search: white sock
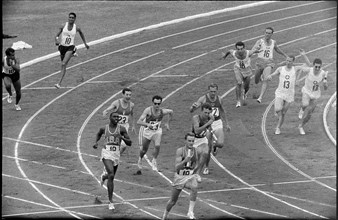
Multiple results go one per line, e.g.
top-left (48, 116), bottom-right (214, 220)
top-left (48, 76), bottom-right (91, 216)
top-left (188, 200), bottom-right (195, 213)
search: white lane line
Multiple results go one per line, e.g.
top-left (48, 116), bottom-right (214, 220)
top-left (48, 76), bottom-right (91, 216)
top-left (7, 6), bottom-right (332, 218)
top-left (75, 30), bottom-right (337, 219)
top-left (150, 74), bottom-right (189, 77)
top-left (173, 8), bottom-right (336, 49)
top-left (3, 136), bottom-right (98, 158)
top-left (323, 92), bottom-right (337, 146)
top-left (3, 173), bottom-right (99, 197)
top-left (261, 58), bottom-right (337, 192)
top-left (2, 154), bottom-right (158, 191)
top-left (85, 80), bottom-right (121, 83)
top-left (17, 1), bottom-right (281, 69)
top-left (205, 198), bottom-right (288, 218)
top-left (1, 195), bottom-right (101, 219)
top-left (211, 155), bottom-right (328, 219)
top-left (2, 3), bottom-right (332, 101)
top-left (12, 51), bottom-right (164, 220)
top-left (22, 86), bottom-right (75, 90)
top-left (144, 207), bottom-right (187, 218)
top-left (262, 191), bottom-right (336, 208)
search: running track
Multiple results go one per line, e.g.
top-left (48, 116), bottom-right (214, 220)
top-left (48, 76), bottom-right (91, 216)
top-left (2, 1), bottom-right (336, 219)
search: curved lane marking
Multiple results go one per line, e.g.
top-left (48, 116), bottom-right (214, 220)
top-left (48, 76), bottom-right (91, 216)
top-left (261, 59), bottom-right (336, 192)
top-left (323, 92), bottom-right (337, 146)
top-left (77, 34), bottom-right (336, 219)
top-left (13, 52), bottom-right (163, 219)
top-left (9, 3), bottom-right (334, 218)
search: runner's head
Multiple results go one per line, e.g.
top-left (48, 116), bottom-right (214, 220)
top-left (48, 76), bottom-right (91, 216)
top-left (313, 58), bottom-right (322, 72)
top-left (152, 95), bottom-right (162, 110)
top-left (200, 102), bottom-right (212, 119)
top-left (68, 12), bottom-right (76, 23)
top-left (265, 27), bottom-right (274, 40)
top-left (286, 55), bottom-right (295, 68)
top-left (208, 83), bottom-right (218, 99)
top-left (235, 41), bottom-right (245, 56)
top-left (122, 88), bottom-right (132, 101)
top-left (184, 132), bottom-right (195, 148)
top-left (109, 112), bottom-right (120, 124)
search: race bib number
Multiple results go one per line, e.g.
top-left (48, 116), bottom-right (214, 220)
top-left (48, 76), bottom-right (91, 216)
top-left (148, 121), bottom-right (160, 131)
top-left (106, 144), bottom-right (120, 152)
top-left (211, 107), bottom-right (220, 117)
top-left (118, 115), bottom-right (129, 124)
top-left (178, 169), bottom-right (193, 176)
top-left (312, 81), bottom-right (319, 91)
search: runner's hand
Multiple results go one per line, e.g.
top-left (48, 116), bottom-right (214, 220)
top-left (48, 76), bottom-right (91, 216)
top-left (164, 123), bottom-right (170, 131)
top-left (93, 143), bottom-right (98, 149)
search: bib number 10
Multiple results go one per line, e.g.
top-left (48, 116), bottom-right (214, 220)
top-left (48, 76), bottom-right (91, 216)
top-left (65, 37), bottom-right (72, 45)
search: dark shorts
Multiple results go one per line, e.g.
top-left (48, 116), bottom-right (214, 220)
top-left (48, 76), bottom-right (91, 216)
top-left (58, 45), bottom-right (76, 58)
top-left (2, 71), bottom-right (20, 83)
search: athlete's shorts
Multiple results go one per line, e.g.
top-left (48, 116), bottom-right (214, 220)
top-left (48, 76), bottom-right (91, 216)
top-left (143, 127), bottom-right (162, 146)
top-left (234, 66), bottom-right (253, 84)
top-left (58, 45), bottom-right (76, 58)
top-left (172, 173), bottom-right (199, 190)
top-left (193, 136), bottom-right (208, 149)
top-left (275, 90), bottom-right (294, 103)
top-left (211, 119), bottom-right (223, 131)
top-left (301, 86), bottom-right (321, 106)
top-left (101, 146), bottom-right (120, 166)
top-left (2, 71), bottom-right (20, 83)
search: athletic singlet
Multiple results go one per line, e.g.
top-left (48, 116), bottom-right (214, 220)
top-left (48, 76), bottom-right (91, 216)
top-left (232, 50), bottom-right (251, 70)
top-left (2, 56), bottom-right (16, 74)
top-left (205, 95), bottom-right (222, 121)
top-left (303, 68), bottom-right (325, 94)
top-left (257, 39), bottom-right (275, 60)
top-left (115, 99), bottom-right (133, 124)
top-left (276, 66), bottom-right (296, 95)
top-left (104, 124), bottom-right (122, 153)
top-left (145, 107), bottom-right (163, 131)
top-left (60, 22), bottom-right (76, 46)
top-left (177, 147), bottom-right (197, 175)
top-left (192, 115), bottom-right (210, 138)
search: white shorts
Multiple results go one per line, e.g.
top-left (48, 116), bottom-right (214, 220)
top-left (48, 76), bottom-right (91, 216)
top-left (143, 127), bottom-right (162, 146)
top-left (234, 66), bottom-right (253, 83)
top-left (172, 172), bottom-right (199, 190)
top-left (101, 147), bottom-right (120, 166)
top-left (275, 90), bottom-right (294, 103)
top-left (301, 86), bottom-right (320, 100)
top-left (211, 119), bottom-right (223, 131)
top-left (193, 136), bottom-right (208, 148)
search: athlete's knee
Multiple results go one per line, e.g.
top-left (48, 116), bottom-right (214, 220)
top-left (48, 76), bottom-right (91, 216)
top-left (107, 173), bottom-right (115, 181)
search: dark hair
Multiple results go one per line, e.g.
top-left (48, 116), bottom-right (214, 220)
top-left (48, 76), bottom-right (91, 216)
top-left (185, 132), bottom-right (195, 139)
top-left (110, 112), bottom-right (119, 118)
top-left (152, 95), bottom-right (162, 102)
top-left (288, 55), bottom-right (295, 61)
top-left (5, 48), bottom-right (15, 56)
top-left (313, 58), bottom-right (322, 65)
top-left (235, 41), bottom-right (245, 48)
top-left (122, 88), bottom-right (132, 94)
top-left (201, 102), bottom-right (212, 111)
top-left (208, 83), bottom-right (218, 90)
top-left (266, 27), bottom-right (274, 33)
top-left (69, 12), bottom-right (76, 18)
